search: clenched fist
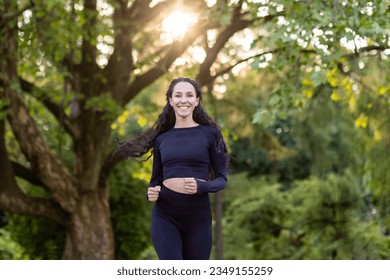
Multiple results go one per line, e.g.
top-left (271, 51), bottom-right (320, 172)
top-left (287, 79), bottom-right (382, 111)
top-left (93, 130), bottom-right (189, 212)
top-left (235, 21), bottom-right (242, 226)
top-left (183, 178), bottom-right (198, 194)
top-left (147, 185), bottom-right (161, 202)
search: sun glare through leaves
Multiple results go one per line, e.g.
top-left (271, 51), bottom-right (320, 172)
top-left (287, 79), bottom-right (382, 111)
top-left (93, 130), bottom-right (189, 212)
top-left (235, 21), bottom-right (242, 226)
top-left (161, 10), bottom-right (197, 42)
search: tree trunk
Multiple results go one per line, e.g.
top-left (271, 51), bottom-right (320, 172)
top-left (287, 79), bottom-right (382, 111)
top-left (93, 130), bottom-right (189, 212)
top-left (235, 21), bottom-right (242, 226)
top-left (62, 189), bottom-right (115, 259)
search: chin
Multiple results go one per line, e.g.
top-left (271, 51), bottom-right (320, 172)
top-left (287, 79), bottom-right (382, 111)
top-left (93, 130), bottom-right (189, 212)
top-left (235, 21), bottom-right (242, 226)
top-left (176, 112), bottom-right (193, 118)
top-left (177, 114), bottom-right (191, 118)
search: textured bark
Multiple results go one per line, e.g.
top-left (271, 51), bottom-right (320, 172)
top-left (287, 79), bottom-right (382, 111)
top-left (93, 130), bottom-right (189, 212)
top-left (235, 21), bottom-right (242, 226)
top-left (5, 90), bottom-right (79, 212)
top-left (0, 120), bottom-right (67, 225)
top-left (62, 188), bottom-right (114, 259)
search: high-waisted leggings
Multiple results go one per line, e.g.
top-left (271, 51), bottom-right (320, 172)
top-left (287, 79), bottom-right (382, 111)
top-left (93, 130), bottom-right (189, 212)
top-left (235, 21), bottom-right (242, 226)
top-left (151, 185), bottom-right (212, 260)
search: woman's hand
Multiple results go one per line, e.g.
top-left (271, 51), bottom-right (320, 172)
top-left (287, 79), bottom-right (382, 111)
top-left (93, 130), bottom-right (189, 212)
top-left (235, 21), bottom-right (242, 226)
top-left (147, 185), bottom-right (161, 202)
top-left (183, 178), bottom-right (198, 194)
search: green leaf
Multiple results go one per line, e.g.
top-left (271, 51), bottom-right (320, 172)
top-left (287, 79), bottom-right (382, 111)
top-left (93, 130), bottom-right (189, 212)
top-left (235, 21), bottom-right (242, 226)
top-left (252, 109), bottom-right (274, 127)
top-left (310, 71), bottom-right (327, 87)
top-left (268, 95), bottom-right (281, 106)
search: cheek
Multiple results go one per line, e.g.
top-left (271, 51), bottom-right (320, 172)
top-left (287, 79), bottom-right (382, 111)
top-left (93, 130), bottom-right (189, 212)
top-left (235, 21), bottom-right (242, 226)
top-left (171, 97), bottom-right (181, 104)
top-left (189, 97), bottom-right (198, 104)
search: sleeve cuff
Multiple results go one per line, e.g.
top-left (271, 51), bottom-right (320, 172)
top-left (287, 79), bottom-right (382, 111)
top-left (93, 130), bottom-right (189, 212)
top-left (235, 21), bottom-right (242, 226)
top-left (196, 179), bottom-right (208, 194)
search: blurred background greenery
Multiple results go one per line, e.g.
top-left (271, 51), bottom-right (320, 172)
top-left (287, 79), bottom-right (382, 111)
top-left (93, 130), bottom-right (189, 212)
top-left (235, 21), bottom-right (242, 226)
top-left (1, 0), bottom-right (389, 259)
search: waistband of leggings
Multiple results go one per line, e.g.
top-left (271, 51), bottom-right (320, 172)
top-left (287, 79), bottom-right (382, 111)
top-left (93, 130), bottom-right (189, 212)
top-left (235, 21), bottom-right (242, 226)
top-left (157, 184), bottom-right (211, 215)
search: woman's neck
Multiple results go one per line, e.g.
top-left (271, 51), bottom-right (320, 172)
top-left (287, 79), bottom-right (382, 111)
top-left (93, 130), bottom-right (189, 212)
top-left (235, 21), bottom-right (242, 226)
top-left (174, 118), bottom-right (199, 128)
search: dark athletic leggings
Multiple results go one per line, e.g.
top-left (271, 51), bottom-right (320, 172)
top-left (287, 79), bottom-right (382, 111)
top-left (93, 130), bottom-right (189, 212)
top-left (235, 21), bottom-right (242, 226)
top-left (151, 185), bottom-right (212, 260)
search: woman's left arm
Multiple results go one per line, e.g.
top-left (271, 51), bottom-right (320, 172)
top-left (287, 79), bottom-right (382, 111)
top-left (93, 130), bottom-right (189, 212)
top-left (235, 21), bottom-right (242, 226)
top-left (196, 131), bottom-right (227, 194)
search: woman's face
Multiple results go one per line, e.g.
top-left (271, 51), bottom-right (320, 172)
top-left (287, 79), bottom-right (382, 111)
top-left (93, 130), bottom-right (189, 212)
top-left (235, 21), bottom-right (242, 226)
top-left (169, 81), bottom-right (199, 120)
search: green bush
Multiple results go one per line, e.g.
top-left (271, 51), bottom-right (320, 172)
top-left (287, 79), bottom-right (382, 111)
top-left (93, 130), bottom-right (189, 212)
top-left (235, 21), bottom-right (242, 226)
top-left (223, 172), bottom-right (389, 260)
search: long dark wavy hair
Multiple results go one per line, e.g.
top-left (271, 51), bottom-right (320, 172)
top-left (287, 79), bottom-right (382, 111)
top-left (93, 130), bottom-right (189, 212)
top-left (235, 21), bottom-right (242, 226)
top-left (115, 77), bottom-right (229, 171)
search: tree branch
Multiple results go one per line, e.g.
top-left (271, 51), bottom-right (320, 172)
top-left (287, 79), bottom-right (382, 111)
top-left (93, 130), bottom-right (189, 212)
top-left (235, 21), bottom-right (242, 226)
top-left (346, 45), bottom-right (389, 59)
top-left (3, 85), bottom-right (78, 213)
top-left (59, 1), bottom-right (79, 76)
top-left (207, 49), bottom-right (280, 85)
top-left (0, 0), bottom-right (35, 30)
top-left (196, 3), bottom-right (249, 85)
top-left (104, 0), bottom-right (135, 101)
top-left (196, 5), bottom-right (284, 85)
top-left (127, 0), bottom-right (151, 22)
top-left (0, 191), bottom-right (68, 226)
top-left (208, 43), bottom-right (388, 86)
top-left (122, 20), bottom-right (212, 105)
top-left (105, 0), bottom-right (184, 102)
top-left (18, 77), bottom-right (77, 139)
top-left (214, 43), bottom-right (384, 83)
top-left (11, 161), bottom-right (47, 188)
top-left (128, 1), bottom-right (176, 30)
top-left (80, 0), bottom-right (99, 85)
top-left (0, 1), bottom-right (77, 214)
top-left (0, 119), bottom-right (67, 225)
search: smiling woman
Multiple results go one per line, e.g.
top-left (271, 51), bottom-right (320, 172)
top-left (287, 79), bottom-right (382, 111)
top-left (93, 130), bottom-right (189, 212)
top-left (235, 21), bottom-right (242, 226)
top-left (162, 10), bottom-right (198, 42)
top-left (116, 77), bottom-right (229, 260)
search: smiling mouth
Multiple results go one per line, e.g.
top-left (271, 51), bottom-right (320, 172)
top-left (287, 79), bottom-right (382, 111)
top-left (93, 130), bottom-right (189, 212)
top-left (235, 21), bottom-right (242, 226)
top-left (178, 106), bottom-right (190, 109)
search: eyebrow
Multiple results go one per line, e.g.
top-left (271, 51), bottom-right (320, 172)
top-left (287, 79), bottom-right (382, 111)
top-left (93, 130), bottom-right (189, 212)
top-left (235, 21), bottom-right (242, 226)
top-left (173, 91), bottom-right (194, 94)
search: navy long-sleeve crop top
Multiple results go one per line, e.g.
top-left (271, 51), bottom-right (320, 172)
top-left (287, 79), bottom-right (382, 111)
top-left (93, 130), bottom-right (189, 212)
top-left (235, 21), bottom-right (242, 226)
top-left (148, 125), bottom-right (228, 194)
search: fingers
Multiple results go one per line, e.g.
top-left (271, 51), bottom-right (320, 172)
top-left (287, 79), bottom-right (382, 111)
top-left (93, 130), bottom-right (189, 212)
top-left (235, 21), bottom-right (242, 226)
top-left (183, 178), bottom-right (198, 194)
top-left (147, 185), bottom-right (161, 202)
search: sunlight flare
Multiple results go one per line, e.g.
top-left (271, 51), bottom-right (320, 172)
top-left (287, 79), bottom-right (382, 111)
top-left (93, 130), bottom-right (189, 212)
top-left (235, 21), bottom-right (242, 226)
top-left (162, 10), bottom-right (197, 41)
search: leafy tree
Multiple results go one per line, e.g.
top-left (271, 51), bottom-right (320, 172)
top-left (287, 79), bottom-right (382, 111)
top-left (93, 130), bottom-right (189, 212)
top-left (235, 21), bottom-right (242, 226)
top-left (246, 0), bottom-right (390, 240)
top-left (223, 172), bottom-right (389, 259)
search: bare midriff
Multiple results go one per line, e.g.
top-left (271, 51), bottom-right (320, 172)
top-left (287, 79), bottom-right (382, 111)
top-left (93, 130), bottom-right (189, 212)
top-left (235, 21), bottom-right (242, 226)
top-left (163, 177), bottom-right (206, 194)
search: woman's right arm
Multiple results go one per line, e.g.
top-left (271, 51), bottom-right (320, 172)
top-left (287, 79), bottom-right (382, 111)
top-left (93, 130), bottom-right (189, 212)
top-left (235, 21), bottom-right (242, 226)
top-left (147, 140), bottom-right (163, 202)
